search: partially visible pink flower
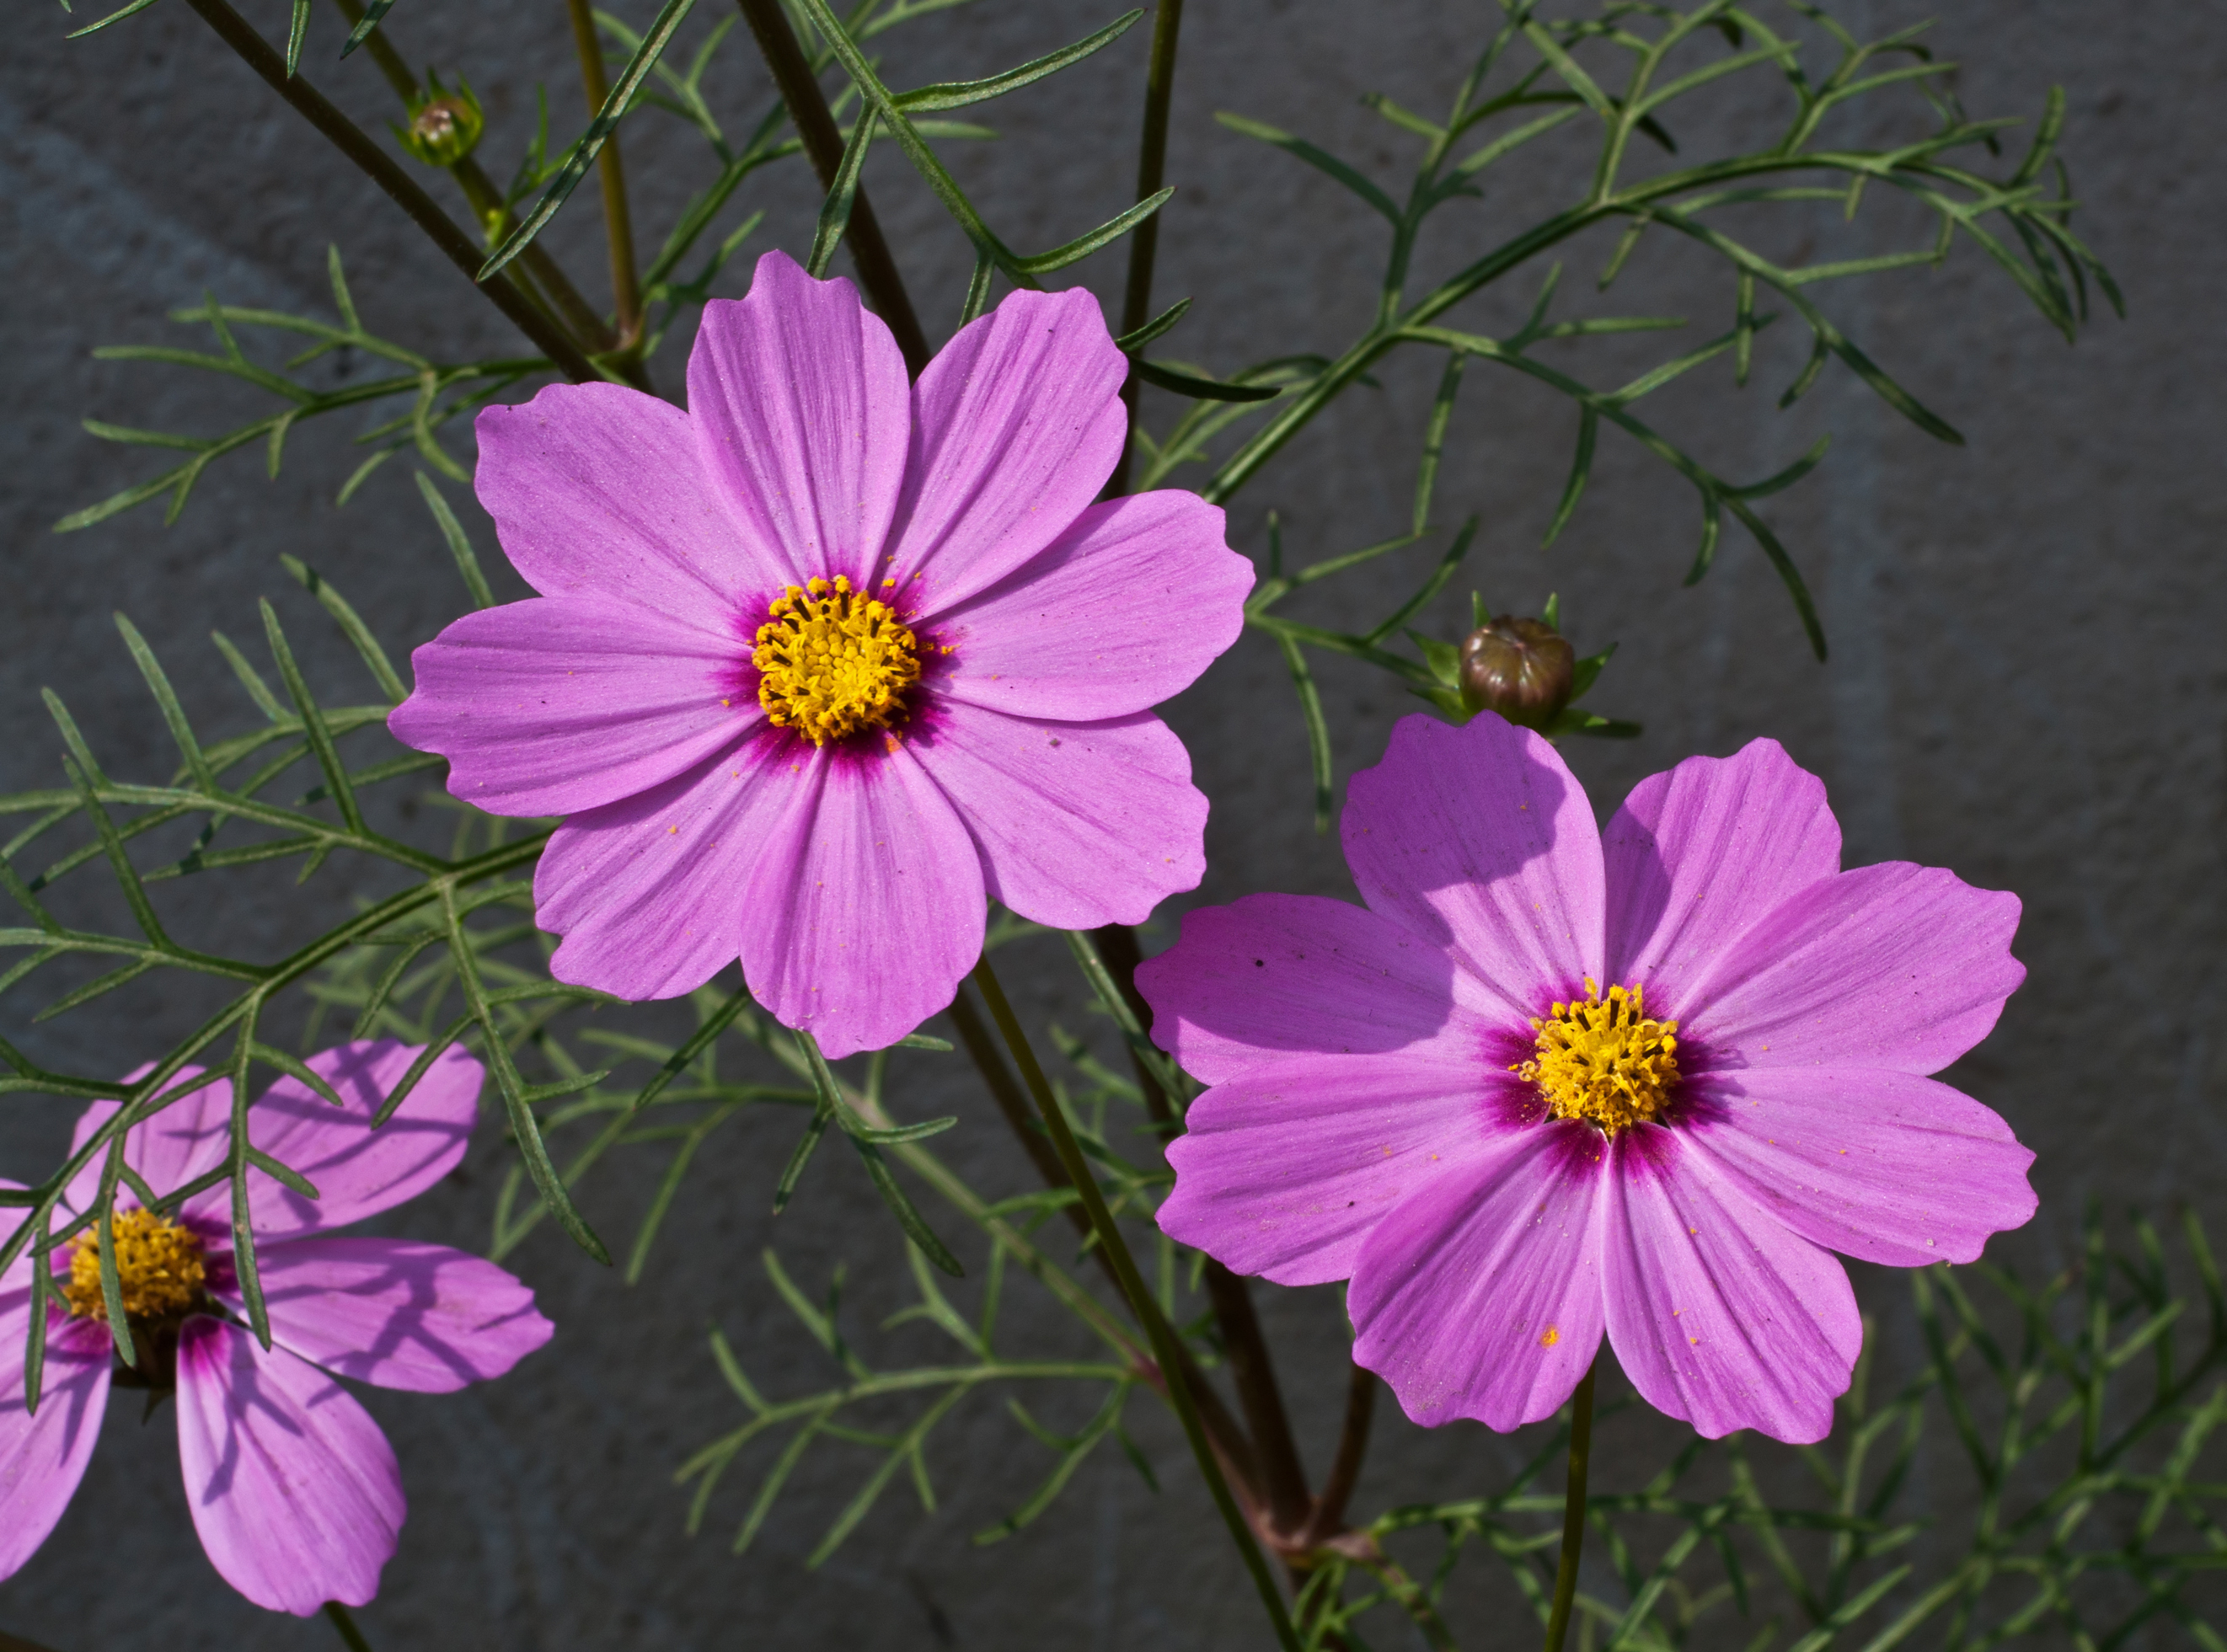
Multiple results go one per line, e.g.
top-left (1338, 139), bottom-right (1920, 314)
top-left (0, 1040), bottom-right (552, 1615)
top-left (1142, 714), bottom-right (2036, 1444)
top-left (390, 250), bottom-right (1251, 1058)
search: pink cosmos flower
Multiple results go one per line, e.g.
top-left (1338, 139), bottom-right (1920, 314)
top-left (0, 1040), bottom-right (552, 1614)
top-left (389, 250), bottom-right (1250, 1058)
top-left (1141, 714), bottom-right (2037, 1444)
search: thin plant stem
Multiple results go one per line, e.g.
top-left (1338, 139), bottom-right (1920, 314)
top-left (736, 0), bottom-right (932, 376)
top-left (1543, 1357), bottom-right (1599, 1652)
top-left (564, 0), bottom-right (645, 345)
top-left (1091, 922), bottom-right (1315, 1530)
top-left (1107, 0), bottom-right (1186, 496)
top-left (181, 0), bottom-right (604, 385)
top-left (1204, 1257), bottom-right (1312, 1537)
top-left (827, 1013), bottom-right (1267, 1503)
top-left (971, 952), bottom-right (1302, 1652)
top-left (339, 48), bottom-right (570, 344)
top-left (1119, 0), bottom-right (1185, 338)
top-left (946, 985), bottom-right (1070, 1201)
top-left (322, 1601), bottom-right (373, 1652)
top-left (463, 165), bottom-right (629, 362)
top-left (947, 982), bottom-right (1270, 1506)
top-left (329, 0), bottom-right (624, 358)
top-left (1307, 1359), bottom-right (1376, 1542)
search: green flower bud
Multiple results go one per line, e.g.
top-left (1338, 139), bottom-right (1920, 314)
top-left (395, 72), bottom-right (484, 169)
top-left (1458, 615), bottom-right (1576, 731)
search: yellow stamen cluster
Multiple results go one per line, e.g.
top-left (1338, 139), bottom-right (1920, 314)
top-left (1513, 977), bottom-right (1680, 1136)
top-left (65, 1207), bottom-right (206, 1322)
top-left (752, 575), bottom-right (922, 746)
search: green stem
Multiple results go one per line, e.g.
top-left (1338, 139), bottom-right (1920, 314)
top-left (1202, 130), bottom-right (2022, 513)
top-left (946, 986), bottom-right (1079, 1214)
top-left (326, 0), bottom-right (621, 357)
top-left (1543, 1358), bottom-right (1598, 1652)
top-left (1305, 1358), bottom-right (1376, 1542)
top-left (970, 953), bottom-right (1301, 1652)
top-left (945, 981), bottom-right (1271, 1506)
top-left (323, 1601), bottom-right (374, 1652)
top-left (1107, 0), bottom-right (1186, 497)
top-left (1086, 926), bottom-right (1313, 1535)
top-left (565, 0), bottom-right (645, 345)
top-left (1202, 1257), bottom-right (1312, 1537)
top-left (736, 0), bottom-right (933, 376)
top-left (179, 0), bottom-right (603, 385)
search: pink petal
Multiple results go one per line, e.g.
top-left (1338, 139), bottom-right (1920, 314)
top-left (535, 734), bottom-right (811, 1001)
top-left (224, 1237), bottom-right (552, 1393)
top-left (388, 595), bottom-right (759, 817)
top-left (885, 287), bottom-right (1128, 612)
top-left (474, 380), bottom-right (783, 623)
top-left (1601, 1127), bottom-right (1860, 1443)
top-left (1684, 862), bottom-right (2024, 1074)
top-left (1136, 893), bottom-right (1518, 1086)
top-left (687, 251), bottom-right (910, 588)
top-left (929, 493), bottom-right (1250, 721)
top-left (1349, 1123), bottom-right (1611, 1430)
top-left (1160, 1053), bottom-right (1517, 1287)
top-left (739, 746), bottom-right (986, 1058)
top-left (1601, 739), bottom-right (1841, 1018)
top-left (911, 703), bottom-right (1205, 930)
top-left (1678, 1068), bottom-right (2036, 1266)
top-left (175, 1317), bottom-right (403, 1616)
top-left (1342, 714), bottom-right (1604, 1019)
top-left (0, 1291), bottom-right (110, 1585)
top-left (63, 1065), bottom-right (233, 1217)
top-left (218, 1041), bottom-right (484, 1239)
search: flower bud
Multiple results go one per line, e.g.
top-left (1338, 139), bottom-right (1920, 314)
top-left (396, 73), bottom-right (484, 169)
top-left (1458, 615), bottom-right (1575, 731)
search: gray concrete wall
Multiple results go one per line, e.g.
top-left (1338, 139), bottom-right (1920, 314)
top-left (1, 0), bottom-right (2220, 1645)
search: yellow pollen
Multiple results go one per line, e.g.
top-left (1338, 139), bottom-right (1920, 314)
top-left (1513, 977), bottom-right (1679, 1136)
top-left (752, 575), bottom-right (921, 746)
top-left (65, 1207), bottom-right (206, 1322)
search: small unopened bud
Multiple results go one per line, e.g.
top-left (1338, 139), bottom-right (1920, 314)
top-left (1459, 616), bottom-right (1575, 731)
top-left (396, 74), bottom-right (484, 169)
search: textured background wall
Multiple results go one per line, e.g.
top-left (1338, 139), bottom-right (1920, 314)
top-left (1, 0), bottom-right (2221, 1646)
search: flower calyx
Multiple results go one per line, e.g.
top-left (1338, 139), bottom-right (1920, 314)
top-left (1408, 593), bottom-right (1638, 741)
top-left (394, 72), bottom-right (484, 169)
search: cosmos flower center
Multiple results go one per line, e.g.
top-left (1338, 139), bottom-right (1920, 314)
top-left (65, 1206), bottom-right (207, 1322)
top-left (1514, 977), bottom-right (1680, 1136)
top-left (752, 575), bottom-right (923, 746)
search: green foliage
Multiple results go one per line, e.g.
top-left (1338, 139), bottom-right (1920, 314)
top-left (11, 0), bottom-right (2143, 1640)
top-left (56, 251), bottom-right (542, 532)
top-left (1298, 1211), bottom-right (2227, 1650)
top-left (479, 0), bottom-right (704, 285)
top-left (677, 1250), bottom-right (1139, 1564)
top-left (1140, 2), bottom-right (2112, 669)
